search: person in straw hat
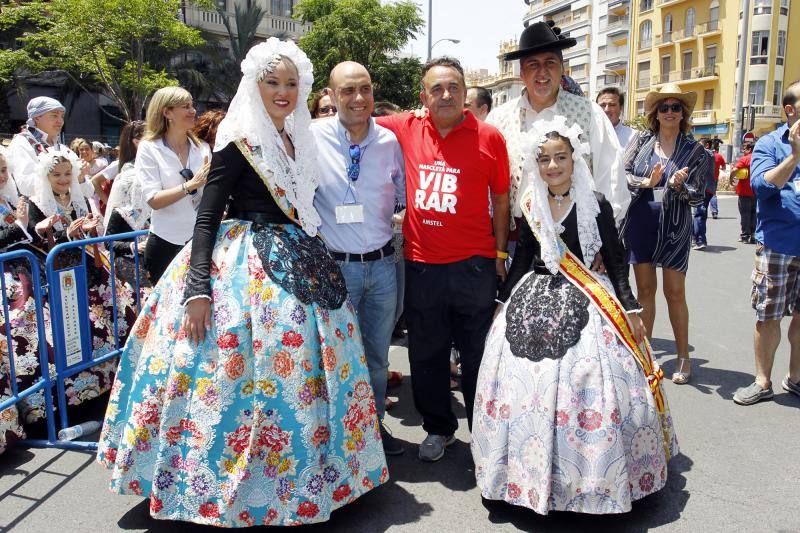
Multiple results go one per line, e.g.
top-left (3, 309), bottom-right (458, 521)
top-left (619, 83), bottom-right (711, 385)
top-left (487, 21), bottom-right (630, 225)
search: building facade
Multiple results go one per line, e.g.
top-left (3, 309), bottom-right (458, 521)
top-left (524, 0), bottom-right (593, 96)
top-left (465, 40), bottom-right (525, 109)
top-left (628, 0), bottom-right (792, 146)
top-left (183, 0), bottom-right (310, 44)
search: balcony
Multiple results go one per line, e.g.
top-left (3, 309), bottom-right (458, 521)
top-left (603, 17), bottom-right (630, 33)
top-left (608, 0), bottom-right (629, 15)
top-left (753, 105), bottom-right (784, 119)
top-left (547, 10), bottom-right (590, 31)
top-left (655, 32), bottom-right (674, 47)
top-left (692, 109), bottom-right (715, 124)
top-left (696, 19), bottom-right (721, 36)
top-left (183, 5), bottom-right (310, 40)
top-left (598, 45), bottom-right (629, 62)
top-left (653, 65), bottom-right (718, 86)
top-left (527, 0), bottom-right (572, 17)
top-left (598, 75), bottom-right (626, 91)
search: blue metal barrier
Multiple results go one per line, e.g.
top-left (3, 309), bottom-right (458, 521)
top-left (0, 230), bottom-right (148, 451)
top-left (0, 249), bottom-right (56, 445)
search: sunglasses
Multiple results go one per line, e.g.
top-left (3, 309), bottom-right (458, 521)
top-left (178, 168), bottom-right (198, 195)
top-left (347, 144), bottom-right (361, 182)
top-left (318, 105), bottom-right (337, 115)
top-left (658, 103), bottom-right (683, 113)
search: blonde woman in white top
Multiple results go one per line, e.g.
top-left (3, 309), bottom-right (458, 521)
top-left (136, 87), bottom-right (210, 283)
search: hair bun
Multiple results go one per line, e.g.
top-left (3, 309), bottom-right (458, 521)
top-left (546, 20), bottom-right (555, 28)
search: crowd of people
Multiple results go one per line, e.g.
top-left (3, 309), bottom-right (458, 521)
top-left (0, 18), bottom-right (797, 528)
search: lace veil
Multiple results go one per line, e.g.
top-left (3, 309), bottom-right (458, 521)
top-left (519, 116), bottom-right (601, 275)
top-left (214, 38), bottom-right (321, 236)
top-left (30, 145), bottom-right (89, 219)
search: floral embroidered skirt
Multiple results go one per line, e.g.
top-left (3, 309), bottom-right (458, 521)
top-left (472, 272), bottom-right (679, 515)
top-left (0, 255), bottom-right (135, 454)
top-left (97, 220), bottom-right (388, 527)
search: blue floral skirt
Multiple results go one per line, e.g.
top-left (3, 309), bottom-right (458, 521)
top-left (97, 220), bottom-right (388, 527)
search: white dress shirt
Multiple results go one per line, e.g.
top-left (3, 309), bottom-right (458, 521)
top-left (614, 121), bottom-right (636, 153)
top-left (136, 137), bottom-right (210, 245)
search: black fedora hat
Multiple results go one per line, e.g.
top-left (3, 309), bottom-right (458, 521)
top-left (504, 20), bottom-right (577, 61)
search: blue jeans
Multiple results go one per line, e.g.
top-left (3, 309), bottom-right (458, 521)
top-left (338, 255), bottom-right (397, 420)
top-left (710, 195), bottom-right (718, 216)
top-left (395, 256), bottom-right (405, 321)
top-left (692, 192), bottom-right (713, 245)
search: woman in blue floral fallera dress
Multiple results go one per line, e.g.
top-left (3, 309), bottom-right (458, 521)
top-left (96, 39), bottom-right (388, 527)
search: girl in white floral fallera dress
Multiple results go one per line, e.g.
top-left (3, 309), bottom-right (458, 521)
top-left (96, 39), bottom-right (388, 527)
top-left (472, 118), bottom-right (678, 515)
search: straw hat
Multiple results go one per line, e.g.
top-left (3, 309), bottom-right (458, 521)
top-left (645, 83), bottom-right (697, 114)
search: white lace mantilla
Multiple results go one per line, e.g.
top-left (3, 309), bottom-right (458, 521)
top-left (214, 38), bottom-right (321, 236)
top-left (518, 117), bottom-right (601, 275)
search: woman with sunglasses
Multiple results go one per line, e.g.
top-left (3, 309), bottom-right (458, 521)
top-left (309, 88), bottom-right (337, 118)
top-left (620, 83), bottom-right (710, 384)
top-left (136, 86), bottom-right (210, 284)
top-left (96, 39), bottom-right (387, 526)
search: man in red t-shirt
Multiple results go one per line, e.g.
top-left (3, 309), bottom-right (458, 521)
top-left (377, 57), bottom-right (510, 461)
top-left (732, 142), bottom-right (756, 243)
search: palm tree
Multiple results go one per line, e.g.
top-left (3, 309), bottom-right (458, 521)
top-left (219, 1), bottom-right (268, 65)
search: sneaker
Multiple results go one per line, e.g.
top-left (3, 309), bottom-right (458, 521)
top-left (692, 243), bottom-right (706, 250)
top-left (380, 424), bottom-right (405, 456)
top-left (418, 433), bottom-right (456, 462)
top-left (712, 214), bottom-right (718, 219)
top-left (733, 382), bottom-right (774, 405)
top-left (781, 376), bottom-right (800, 398)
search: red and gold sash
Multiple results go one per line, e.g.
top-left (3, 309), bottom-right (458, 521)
top-left (521, 192), bottom-right (671, 458)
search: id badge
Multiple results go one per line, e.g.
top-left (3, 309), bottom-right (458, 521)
top-left (653, 187), bottom-right (665, 203)
top-left (793, 178), bottom-right (800, 196)
top-left (335, 204), bottom-right (364, 224)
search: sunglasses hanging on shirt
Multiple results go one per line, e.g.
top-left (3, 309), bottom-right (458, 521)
top-left (179, 168), bottom-right (197, 195)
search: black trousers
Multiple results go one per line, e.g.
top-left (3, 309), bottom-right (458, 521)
top-left (143, 232), bottom-right (185, 284)
top-left (738, 196), bottom-right (756, 239)
top-left (405, 255), bottom-right (496, 436)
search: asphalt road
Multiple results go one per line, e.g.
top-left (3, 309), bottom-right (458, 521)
top-left (1, 195), bottom-right (798, 532)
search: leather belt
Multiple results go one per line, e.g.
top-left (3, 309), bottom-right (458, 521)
top-left (330, 241), bottom-right (394, 263)
top-left (231, 209), bottom-right (291, 226)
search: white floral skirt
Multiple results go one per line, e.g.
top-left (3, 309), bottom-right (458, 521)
top-left (471, 271), bottom-right (679, 514)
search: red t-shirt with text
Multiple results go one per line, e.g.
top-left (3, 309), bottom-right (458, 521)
top-left (377, 111), bottom-right (510, 264)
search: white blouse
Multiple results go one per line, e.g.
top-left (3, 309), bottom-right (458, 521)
top-left (136, 137), bottom-right (210, 245)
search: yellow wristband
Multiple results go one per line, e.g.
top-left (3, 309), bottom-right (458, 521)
top-left (496, 250), bottom-right (509, 260)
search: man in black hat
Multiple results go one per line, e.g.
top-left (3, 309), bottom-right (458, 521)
top-left (487, 21), bottom-right (629, 224)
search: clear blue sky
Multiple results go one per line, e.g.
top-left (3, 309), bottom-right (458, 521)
top-left (390, 1), bottom-right (530, 72)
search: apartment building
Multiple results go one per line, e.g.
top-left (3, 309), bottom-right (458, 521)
top-left (628, 0), bottom-right (793, 145)
top-left (524, 0), bottom-right (593, 96)
top-left (465, 40), bottom-right (525, 109)
top-left (524, 0), bottom-right (632, 100)
top-left (183, 0), bottom-right (310, 44)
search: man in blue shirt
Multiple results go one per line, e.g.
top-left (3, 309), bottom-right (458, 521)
top-left (734, 80), bottom-right (800, 405)
top-left (311, 62), bottom-right (406, 452)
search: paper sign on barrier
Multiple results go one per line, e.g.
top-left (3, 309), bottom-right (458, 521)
top-left (59, 270), bottom-right (83, 367)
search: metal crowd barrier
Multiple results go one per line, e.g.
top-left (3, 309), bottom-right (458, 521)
top-left (0, 230), bottom-right (148, 451)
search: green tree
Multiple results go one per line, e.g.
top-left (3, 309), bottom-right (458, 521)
top-left (294, 0), bottom-right (424, 108)
top-left (625, 114), bottom-right (650, 132)
top-left (1, 0), bottom-right (205, 122)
